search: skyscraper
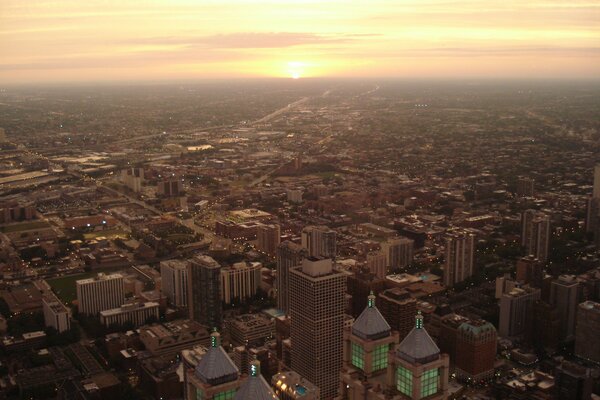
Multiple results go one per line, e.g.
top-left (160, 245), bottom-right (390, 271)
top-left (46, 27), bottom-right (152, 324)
top-left (276, 241), bottom-right (306, 314)
top-left (160, 259), bottom-right (189, 307)
top-left (188, 255), bottom-right (222, 329)
top-left (381, 237), bottom-right (414, 270)
top-left (550, 275), bottom-right (579, 341)
top-left (301, 225), bottom-right (336, 259)
top-left (521, 209), bottom-right (551, 263)
top-left (499, 285), bottom-right (541, 337)
top-left (443, 230), bottom-right (475, 287)
top-left (76, 273), bottom-right (125, 315)
top-left (574, 301), bottom-right (600, 363)
top-left (289, 257), bottom-right (346, 399)
top-left (515, 255), bottom-right (543, 288)
top-left (257, 224), bottom-right (281, 257)
top-left (454, 319), bottom-right (497, 382)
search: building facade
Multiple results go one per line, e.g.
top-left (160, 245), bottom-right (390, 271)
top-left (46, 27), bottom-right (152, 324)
top-left (188, 255), bottom-right (222, 329)
top-left (99, 302), bottom-right (159, 328)
top-left (443, 230), bottom-right (475, 288)
top-left (221, 261), bottom-right (261, 305)
top-left (276, 241), bottom-right (306, 314)
top-left (257, 224), bottom-right (281, 257)
top-left (521, 209), bottom-right (551, 263)
top-left (160, 259), bottom-right (189, 307)
top-left (381, 237), bottom-right (414, 270)
top-left (574, 301), bottom-right (600, 363)
top-left (301, 225), bottom-right (336, 259)
top-left (76, 273), bottom-right (125, 315)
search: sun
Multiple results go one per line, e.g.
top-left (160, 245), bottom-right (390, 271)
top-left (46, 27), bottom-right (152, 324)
top-left (291, 71), bottom-right (301, 79)
top-left (287, 61), bottom-right (305, 79)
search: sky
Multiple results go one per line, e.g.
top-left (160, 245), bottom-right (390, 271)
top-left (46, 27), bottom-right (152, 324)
top-left (0, 0), bottom-right (599, 83)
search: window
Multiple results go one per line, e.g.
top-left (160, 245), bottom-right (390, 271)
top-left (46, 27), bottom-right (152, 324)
top-left (372, 344), bottom-right (389, 371)
top-left (421, 368), bottom-right (439, 398)
top-left (396, 366), bottom-right (412, 396)
top-left (351, 342), bottom-right (364, 370)
top-left (214, 389), bottom-right (236, 400)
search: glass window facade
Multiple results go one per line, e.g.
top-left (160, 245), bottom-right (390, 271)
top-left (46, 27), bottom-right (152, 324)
top-left (421, 368), bottom-right (439, 398)
top-left (351, 342), bottom-right (365, 370)
top-left (372, 344), bottom-right (389, 371)
top-left (214, 389), bottom-right (236, 400)
top-left (396, 366), bottom-right (413, 396)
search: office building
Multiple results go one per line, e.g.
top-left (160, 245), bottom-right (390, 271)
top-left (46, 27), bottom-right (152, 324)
top-left (160, 259), bottom-right (188, 307)
top-left (377, 287), bottom-right (417, 341)
top-left (301, 225), bottom-right (336, 259)
top-left (443, 230), bottom-right (475, 288)
top-left (574, 301), bottom-right (600, 363)
top-left (99, 302), bottom-right (159, 328)
top-left (521, 210), bottom-right (551, 263)
top-left (42, 295), bottom-right (70, 333)
top-left (289, 257), bottom-right (346, 399)
top-left (454, 319), bottom-right (497, 382)
top-left (340, 293), bottom-right (399, 398)
top-left (257, 224), bottom-right (281, 257)
top-left (276, 241), bottom-right (306, 314)
top-left (157, 177), bottom-right (183, 197)
top-left (550, 275), bottom-right (579, 341)
top-left (388, 313), bottom-right (450, 399)
top-left (185, 331), bottom-right (242, 400)
top-left (76, 273), bottom-right (125, 315)
top-left (221, 261), bottom-right (262, 305)
top-left (515, 256), bottom-right (543, 288)
top-left (499, 285), bottom-right (540, 337)
top-left (381, 237), bottom-right (414, 270)
top-left (120, 167), bottom-right (144, 193)
top-left (367, 252), bottom-right (387, 279)
top-left (188, 255), bottom-right (222, 329)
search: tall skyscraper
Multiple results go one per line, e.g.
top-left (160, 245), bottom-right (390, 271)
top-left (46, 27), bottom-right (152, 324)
top-left (220, 261), bottom-right (262, 305)
top-left (301, 225), bottom-right (336, 259)
top-left (521, 210), bottom-right (551, 263)
top-left (256, 224), bottom-right (281, 257)
top-left (454, 319), bottom-right (497, 382)
top-left (381, 237), bottom-right (414, 270)
top-left (388, 313), bottom-right (450, 399)
top-left (160, 259), bottom-right (189, 307)
top-left (574, 301), bottom-right (600, 363)
top-left (499, 285), bottom-right (541, 337)
top-left (550, 275), bottom-right (579, 341)
top-left (289, 257), bottom-right (346, 399)
top-left (443, 230), bottom-right (475, 287)
top-left (276, 241), bottom-right (306, 314)
top-left (76, 273), bottom-right (125, 315)
top-left (188, 255), bottom-right (222, 329)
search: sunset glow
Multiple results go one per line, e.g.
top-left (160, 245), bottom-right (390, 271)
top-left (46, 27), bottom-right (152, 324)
top-left (1, 0), bottom-right (599, 83)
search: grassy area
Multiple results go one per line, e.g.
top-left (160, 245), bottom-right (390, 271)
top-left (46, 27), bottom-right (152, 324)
top-left (83, 229), bottom-right (129, 240)
top-left (0, 220), bottom-right (51, 233)
top-left (47, 272), bottom-right (96, 305)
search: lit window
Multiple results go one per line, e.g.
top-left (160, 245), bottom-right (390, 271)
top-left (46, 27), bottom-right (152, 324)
top-left (372, 344), bottom-right (389, 371)
top-left (396, 366), bottom-right (412, 396)
top-left (421, 368), bottom-right (439, 397)
top-left (351, 342), bottom-right (364, 370)
top-left (214, 389), bottom-right (236, 400)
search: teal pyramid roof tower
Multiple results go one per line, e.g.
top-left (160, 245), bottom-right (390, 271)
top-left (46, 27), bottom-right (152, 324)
top-left (352, 292), bottom-right (391, 340)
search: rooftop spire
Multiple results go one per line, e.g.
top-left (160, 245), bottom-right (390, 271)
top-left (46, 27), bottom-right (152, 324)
top-left (250, 359), bottom-right (261, 377)
top-left (415, 311), bottom-right (424, 329)
top-left (210, 330), bottom-right (221, 348)
top-left (367, 291), bottom-right (376, 308)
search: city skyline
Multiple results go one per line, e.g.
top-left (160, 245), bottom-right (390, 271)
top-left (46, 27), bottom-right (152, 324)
top-left (1, 0), bottom-right (599, 84)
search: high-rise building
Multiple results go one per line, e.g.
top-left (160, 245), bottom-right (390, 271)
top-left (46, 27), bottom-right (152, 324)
top-left (499, 285), bottom-right (540, 337)
top-left (550, 275), bottom-right (579, 341)
top-left (289, 257), bottom-right (346, 399)
top-left (220, 261), bottom-right (262, 305)
top-left (160, 259), bottom-right (188, 307)
top-left (346, 270), bottom-right (386, 318)
top-left (378, 287), bottom-right (417, 341)
top-left (257, 224), bottom-right (281, 257)
top-left (366, 252), bottom-right (387, 279)
top-left (76, 273), bottom-right (125, 315)
top-left (157, 176), bottom-right (183, 197)
top-left (340, 293), bottom-right (399, 398)
top-left (301, 225), bottom-right (336, 259)
top-left (443, 230), bottom-right (475, 287)
top-left (188, 255), bottom-right (222, 329)
top-left (515, 256), bottom-right (543, 287)
top-left (454, 319), bottom-right (497, 382)
top-left (120, 167), bottom-right (144, 193)
top-left (516, 177), bottom-right (535, 197)
top-left (554, 361), bottom-right (595, 400)
top-left (528, 300), bottom-right (560, 351)
top-left (574, 301), bottom-right (600, 363)
top-left (381, 237), bottom-right (414, 270)
top-left (521, 210), bottom-right (551, 263)
top-left (42, 295), bottom-right (71, 333)
top-left (388, 313), bottom-right (450, 399)
top-left (276, 241), bottom-right (306, 314)
top-left (185, 331), bottom-right (242, 399)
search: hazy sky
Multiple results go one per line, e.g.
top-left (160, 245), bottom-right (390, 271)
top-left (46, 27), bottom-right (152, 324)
top-left (1, 0), bottom-right (599, 83)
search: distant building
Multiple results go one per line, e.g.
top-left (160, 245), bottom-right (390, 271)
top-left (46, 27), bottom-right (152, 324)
top-left (42, 295), bottom-right (70, 333)
top-left (157, 176), bottom-right (183, 197)
top-left (574, 301), bottom-right (600, 363)
top-left (289, 257), bottom-right (346, 399)
top-left (377, 287), bottom-right (417, 341)
top-left (220, 261), bottom-right (262, 305)
top-left (521, 209), bottom-right (551, 263)
top-left (516, 177), bottom-right (535, 197)
top-left (256, 224), bottom-right (280, 257)
top-left (287, 188), bottom-right (303, 203)
top-left (99, 302), bottom-right (159, 328)
top-left (515, 256), bottom-right (543, 288)
top-left (76, 273), bottom-right (125, 315)
top-left (229, 313), bottom-right (274, 347)
top-left (188, 255), bottom-right (222, 329)
top-left (120, 167), bottom-right (144, 193)
top-left (276, 241), bottom-right (307, 314)
top-left (301, 225), bottom-right (336, 259)
top-left (454, 319), bottom-right (497, 382)
top-left (381, 237), bottom-right (414, 270)
top-left (366, 252), bottom-right (387, 279)
top-left (550, 275), bottom-right (579, 341)
top-left (160, 259), bottom-right (189, 307)
top-left (499, 285), bottom-right (541, 337)
top-left (443, 230), bottom-right (475, 287)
